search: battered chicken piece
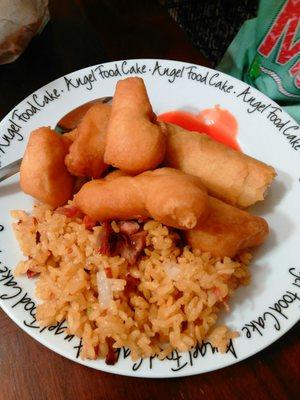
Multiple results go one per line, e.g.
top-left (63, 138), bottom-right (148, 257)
top-left (104, 169), bottom-right (128, 181)
top-left (61, 129), bottom-right (77, 151)
top-left (184, 197), bottom-right (269, 258)
top-left (65, 103), bottom-right (111, 178)
top-left (75, 168), bottom-right (209, 229)
top-left (20, 127), bottom-right (74, 207)
top-left (104, 77), bottom-right (166, 174)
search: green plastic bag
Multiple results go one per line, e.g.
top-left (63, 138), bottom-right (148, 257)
top-left (218, 0), bottom-right (300, 123)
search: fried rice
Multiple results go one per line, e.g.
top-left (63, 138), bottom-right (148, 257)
top-left (11, 202), bottom-right (251, 362)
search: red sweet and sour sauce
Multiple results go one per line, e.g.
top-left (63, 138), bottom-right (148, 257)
top-left (158, 106), bottom-right (240, 151)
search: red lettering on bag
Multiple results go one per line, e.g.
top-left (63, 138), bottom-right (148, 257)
top-left (258, 0), bottom-right (300, 61)
top-left (290, 60), bottom-right (300, 88)
top-left (258, 0), bottom-right (300, 88)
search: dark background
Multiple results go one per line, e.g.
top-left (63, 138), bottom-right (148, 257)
top-left (0, 1), bottom-right (299, 399)
top-left (160, 0), bottom-right (258, 66)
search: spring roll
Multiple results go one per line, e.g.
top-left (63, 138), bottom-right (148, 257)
top-left (184, 196), bottom-right (269, 258)
top-left (104, 77), bottom-right (166, 174)
top-left (163, 123), bottom-right (276, 208)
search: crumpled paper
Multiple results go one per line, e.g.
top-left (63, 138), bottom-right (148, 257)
top-left (0, 0), bottom-right (49, 64)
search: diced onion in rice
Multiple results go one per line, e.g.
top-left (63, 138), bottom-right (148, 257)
top-left (97, 271), bottom-right (112, 309)
top-left (164, 262), bottom-right (180, 280)
top-left (97, 272), bottom-right (126, 309)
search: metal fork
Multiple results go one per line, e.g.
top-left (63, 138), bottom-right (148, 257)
top-left (0, 96), bottom-right (112, 182)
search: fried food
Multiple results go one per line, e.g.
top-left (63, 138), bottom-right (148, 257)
top-left (20, 127), bottom-right (74, 207)
top-left (104, 169), bottom-right (128, 181)
top-left (184, 196), bottom-right (269, 257)
top-left (75, 168), bottom-right (209, 229)
top-left (163, 123), bottom-right (276, 208)
top-left (18, 77), bottom-right (273, 259)
top-left (61, 129), bottom-right (77, 150)
top-left (104, 77), bottom-right (166, 174)
top-left (65, 103), bottom-right (111, 178)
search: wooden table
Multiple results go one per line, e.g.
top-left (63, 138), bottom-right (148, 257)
top-left (0, 1), bottom-right (299, 399)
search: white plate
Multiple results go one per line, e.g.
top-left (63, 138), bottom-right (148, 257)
top-left (0, 59), bottom-right (299, 378)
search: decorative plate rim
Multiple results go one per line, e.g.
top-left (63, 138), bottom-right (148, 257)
top-left (0, 59), bottom-right (299, 378)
